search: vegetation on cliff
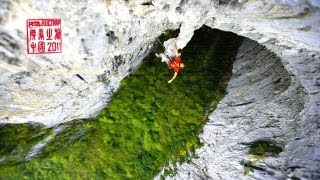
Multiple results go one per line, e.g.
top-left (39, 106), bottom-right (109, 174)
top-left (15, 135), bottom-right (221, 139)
top-left (0, 26), bottom-right (242, 179)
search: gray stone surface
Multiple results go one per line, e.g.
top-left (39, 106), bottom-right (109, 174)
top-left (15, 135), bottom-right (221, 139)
top-left (0, 0), bottom-right (319, 179)
top-left (170, 39), bottom-right (319, 179)
top-left (0, 0), bottom-right (319, 127)
top-left (0, 0), bottom-right (180, 126)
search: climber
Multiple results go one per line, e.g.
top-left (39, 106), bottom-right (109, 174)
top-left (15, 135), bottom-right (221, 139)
top-left (156, 41), bottom-right (185, 83)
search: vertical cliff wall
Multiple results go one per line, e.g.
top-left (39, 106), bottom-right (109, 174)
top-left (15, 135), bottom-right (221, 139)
top-left (172, 1), bottom-right (320, 178)
top-left (0, 0), bottom-right (319, 178)
top-left (0, 0), bottom-right (178, 126)
top-left (171, 38), bottom-right (318, 179)
top-left (1, 0), bottom-right (319, 126)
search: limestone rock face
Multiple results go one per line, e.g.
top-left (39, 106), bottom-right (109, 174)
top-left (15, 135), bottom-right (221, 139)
top-left (0, 0), bottom-right (180, 126)
top-left (171, 38), bottom-right (316, 179)
top-left (0, 0), bottom-right (319, 178)
top-left (169, 1), bottom-right (320, 179)
top-left (0, 0), bottom-right (217, 126)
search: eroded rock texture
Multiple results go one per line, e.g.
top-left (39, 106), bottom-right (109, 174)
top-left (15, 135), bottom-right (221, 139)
top-left (172, 39), bottom-right (318, 179)
top-left (0, 0), bottom-right (319, 125)
top-left (0, 0), bottom-right (319, 179)
top-left (0, 0), bottom-right (179, 126)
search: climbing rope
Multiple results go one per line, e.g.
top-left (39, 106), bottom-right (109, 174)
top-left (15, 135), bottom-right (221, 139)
top-left (156, 37), bottom-right (166, 50)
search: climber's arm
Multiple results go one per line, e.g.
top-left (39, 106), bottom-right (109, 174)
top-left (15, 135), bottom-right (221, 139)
top-left (173, 41), bottom-right (180, 57)
top-left (168, 72), bottom-right (178, 83)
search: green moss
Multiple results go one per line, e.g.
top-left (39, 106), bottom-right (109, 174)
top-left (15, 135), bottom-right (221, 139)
top-left (240, 161), bottom-right (255, 175)
top-left (248, 141), bottom-right (282, 157)
top-left (242, 141), bottom-right (282, 175)
top-left (0, 26), bottom-right (242, 179)
top-left (0, 123), bottom-right (48, 165)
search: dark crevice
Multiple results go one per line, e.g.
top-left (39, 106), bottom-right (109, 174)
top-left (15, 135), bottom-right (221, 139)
top-left (75, 74), bottom-right (86, 83)
top-left (141, 2), bottom-right (153, 6)
top-left (106, 31), bottom-right (115, 44)
top-left (81, 38), bottom-right (89, 54)
top-left (229, 100), bottom-right (255, 107)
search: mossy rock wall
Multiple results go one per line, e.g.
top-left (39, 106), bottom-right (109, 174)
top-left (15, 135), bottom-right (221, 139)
top-left (0, 26), bottom-right (242, 179)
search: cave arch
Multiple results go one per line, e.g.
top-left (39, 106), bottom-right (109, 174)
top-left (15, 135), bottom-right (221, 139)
top-left (172, 27), bottom-right (316, 179)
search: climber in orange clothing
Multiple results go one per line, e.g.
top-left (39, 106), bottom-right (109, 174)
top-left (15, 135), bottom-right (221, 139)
top-left (156, 41), bottom-right (185, 83)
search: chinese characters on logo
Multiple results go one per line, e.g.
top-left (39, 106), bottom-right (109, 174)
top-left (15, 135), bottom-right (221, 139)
top-left (26, 18), bottom-right (62, 54)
